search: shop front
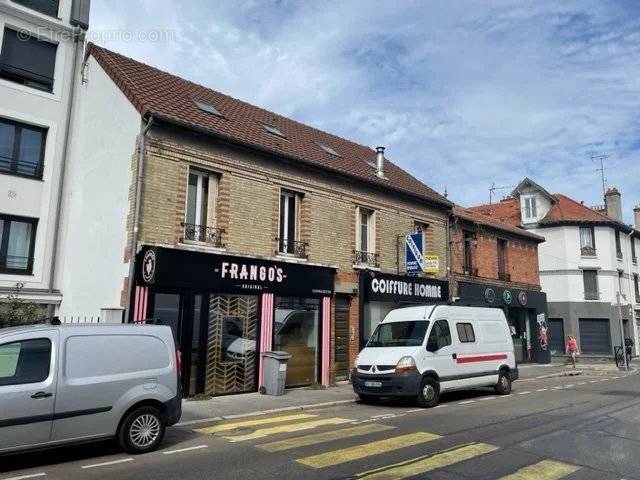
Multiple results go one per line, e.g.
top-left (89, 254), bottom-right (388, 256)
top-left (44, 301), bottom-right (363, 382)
top-left (359, 271), bottom-right (449, 348)
top-left (455, 282), bottom-right (550, 364)
top-left (132, 246), bottom-right (335, 396)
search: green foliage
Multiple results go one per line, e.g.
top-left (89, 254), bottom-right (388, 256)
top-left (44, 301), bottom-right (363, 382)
top-left (0, 283), bottom-right (47, 328)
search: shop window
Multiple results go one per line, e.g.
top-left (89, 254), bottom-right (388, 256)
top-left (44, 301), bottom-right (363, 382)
top-left (582, 269), bottom-right (599, 300)
top-left (0, 214), bottom-right (37, 274)
top-left (278, 190), bottom-right (305, 257)
top-left (184, 168), bottom-right (221, 246)
top-left (0, 28), bottom-right (57, 92)
top-left (0, 117), bottom-right (46, 179)
top-left (456, 322), bottom-right (476, 343)
top-left (427, 320), bottom-right (451, 351)
top-left (579, 226), bottom-right (596, 256)
top-left (273, 297), bottom-right (319, 387)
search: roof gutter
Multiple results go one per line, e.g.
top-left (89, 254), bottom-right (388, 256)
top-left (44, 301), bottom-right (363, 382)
top-left (124, 115), bottom-right (154, 322)
top-left (149, 112), bottom-right (454, 211)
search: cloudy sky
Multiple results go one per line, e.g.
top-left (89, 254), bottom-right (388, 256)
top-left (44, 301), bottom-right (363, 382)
top-left (90, 1), bottom-right (640, 222)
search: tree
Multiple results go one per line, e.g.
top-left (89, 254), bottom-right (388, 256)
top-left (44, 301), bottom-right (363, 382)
top-left (0, 283), bottom-right (47, 328)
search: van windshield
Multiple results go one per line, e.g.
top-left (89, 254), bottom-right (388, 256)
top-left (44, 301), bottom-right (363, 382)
top-left (367, 321), bottom-right (429, 348)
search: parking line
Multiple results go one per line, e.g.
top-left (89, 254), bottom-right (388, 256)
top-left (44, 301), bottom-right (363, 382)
top-left (434, 404), bottom-right (448, 408)
top-left (479, 396), bottom-right (496, 401)
top-left (518, 391), bottom-right (531, 395)
top-left (2, 474), bottom-right (47, 480)
top-left (162, 445), bottom-right (208, 455)
top-left (406, 408), bottom-right (424, 413)
top-left (459, 400), bottom-right (476, 405)
top-left (536, 388), bottom-right (548, 392)
top-left (577, 382), bottom-right (586, 385)
top-left (81, 458), bottom-right (133, 469)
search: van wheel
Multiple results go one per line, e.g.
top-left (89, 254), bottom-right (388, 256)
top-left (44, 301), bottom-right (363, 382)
top-left (495, 371), bottom-right (512, 395)
top-left (358, 394), bottom-right (380, 404)
top-left (417, 377), bottom-right (439, 408)
top-left (118, 406), bottom-right (166, 454)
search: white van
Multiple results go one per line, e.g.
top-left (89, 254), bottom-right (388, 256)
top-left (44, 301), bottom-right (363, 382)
top-left (0, 323), bottom-right (181, 455)
top-left (352, 305), bottom-right (518, 407)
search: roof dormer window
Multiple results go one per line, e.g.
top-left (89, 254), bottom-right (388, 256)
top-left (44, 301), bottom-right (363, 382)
top-left (261, 123), bottom-right (286, 139)
top-left (317, 142), bottom-right (340, 157)
top-left (523, 195), bottom-right (538, 222)
top-left (193, 99), bottom-right (223, 117)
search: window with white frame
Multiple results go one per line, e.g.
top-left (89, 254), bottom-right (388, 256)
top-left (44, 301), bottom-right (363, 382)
top-left (579, 226), bottom-right (596, 256)
top-left (355, 207), bottom-right (377, 267)
top-left (0, 214), bottom-right (37, 274)
top-left (0, 28), bottom-right (57, 92)
top-left (523, 196), bottom-right (538, 221)
top-left (184, 168), bottom-right (219, 245)
top-left (278, 190), bottom-right (302, 256)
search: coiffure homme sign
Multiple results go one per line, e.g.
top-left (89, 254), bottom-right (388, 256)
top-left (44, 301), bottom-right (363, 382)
top-left (364, 272), bottom-right (449, 303)
top-left (137, 247), bottom-right (334, 297)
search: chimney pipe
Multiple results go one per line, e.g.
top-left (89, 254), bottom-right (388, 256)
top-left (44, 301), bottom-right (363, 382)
top-left (634, 205), bottom-right (640, 229)
top-left (604, 187), bottom-right (623, 222)
top-left (375, 146), bottom-right (385, 178)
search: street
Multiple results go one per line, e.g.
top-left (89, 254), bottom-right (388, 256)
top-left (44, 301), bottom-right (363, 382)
top-left (2, 371), bottom-right (639, 480)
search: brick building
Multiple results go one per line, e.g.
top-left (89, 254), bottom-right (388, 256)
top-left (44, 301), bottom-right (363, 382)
top-left (55, 44), bottom-right (452, 396)
top-left (451, 206), bottom-right (549, 363)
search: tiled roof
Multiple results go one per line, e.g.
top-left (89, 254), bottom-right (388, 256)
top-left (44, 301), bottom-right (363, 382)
top-left (452, 206), bottom-right (544, 242)
top-left (86, 43), bottom-right (452, 208)
top-left (470, 194), bottom-right (631, 231)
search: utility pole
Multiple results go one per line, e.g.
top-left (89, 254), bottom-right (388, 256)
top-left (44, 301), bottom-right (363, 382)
top-left (616, 291), bottom-right (629, 371)
top-left (591, 154), bottom-right (608, 200)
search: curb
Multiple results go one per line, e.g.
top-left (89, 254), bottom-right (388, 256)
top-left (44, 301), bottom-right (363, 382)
top-left (176, 398), bottom-right (357, 427)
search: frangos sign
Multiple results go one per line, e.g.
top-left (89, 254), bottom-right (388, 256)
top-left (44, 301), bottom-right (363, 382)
top-left (364, 272), bottom-right (449, 303)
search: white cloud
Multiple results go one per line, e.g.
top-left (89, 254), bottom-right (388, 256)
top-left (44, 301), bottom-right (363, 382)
top-left (90, 0), bottom-right (640, 221)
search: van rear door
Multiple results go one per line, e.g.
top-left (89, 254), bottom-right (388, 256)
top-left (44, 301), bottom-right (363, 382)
top-left (0, 330), bottom-right (58, 452)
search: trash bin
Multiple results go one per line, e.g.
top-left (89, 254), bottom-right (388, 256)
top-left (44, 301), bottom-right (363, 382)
top-left (260, 351), bottom-right (291, 395)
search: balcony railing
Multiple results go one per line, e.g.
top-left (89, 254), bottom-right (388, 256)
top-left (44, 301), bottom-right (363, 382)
top-left (633, 256), bottom-right (638, 264)
top-left (584, 291), bottom-right (599, 300)
top-left (276, 238), bottom-right (308, 258)
top-left (580, 246), bottom-right (596, 257)
top-left (354, 250), bottom-right (379, 268)
top-left (0, 255), bottom-right (34, 274)
top-left (0, 155), bottom-right (44, 180)
top-left (181, 223), bottom-right (224, 247)
top-left (498, 272), bottom-right (511, 282)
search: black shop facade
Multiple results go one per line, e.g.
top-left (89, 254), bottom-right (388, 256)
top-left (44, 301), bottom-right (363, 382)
top-left (455, 281), bottom-right (550, 364)
top-left (358, 271), bottom-right (450, 348)
top-left (133, 246), bottom-right (335, 396)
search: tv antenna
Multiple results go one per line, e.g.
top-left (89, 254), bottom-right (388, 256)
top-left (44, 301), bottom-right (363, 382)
top-left (591, 154), bottom-right (608, 198)
top-left (489, 183), bottom-right (516, 205)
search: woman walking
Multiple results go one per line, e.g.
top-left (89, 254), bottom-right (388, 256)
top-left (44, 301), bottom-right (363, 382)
top-left (566, 335), bottom-right (579, 368)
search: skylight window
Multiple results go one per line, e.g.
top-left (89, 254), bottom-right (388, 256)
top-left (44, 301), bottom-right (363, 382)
top-left (193, 99), bottom-right (223, 117)
top-left (317, 142), bottom-right (340, 157)
top-left (261, 123), bottom-right (286, 138)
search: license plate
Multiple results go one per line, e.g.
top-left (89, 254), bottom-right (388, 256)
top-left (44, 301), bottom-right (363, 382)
top-left (364, 381), bottom-right (382, 388)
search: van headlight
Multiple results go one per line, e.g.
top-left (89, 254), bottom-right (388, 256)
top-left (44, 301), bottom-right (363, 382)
top-left (395, 356), bottom-right (418, 374)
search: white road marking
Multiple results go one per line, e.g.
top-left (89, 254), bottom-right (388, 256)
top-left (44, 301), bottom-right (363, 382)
top-left (434, 404), bottom-right (448, 408)
top-left (612, 376), bottom-right (620, 379)
top-left (518, 391), bottom-right (531, 395)
top-left (406, 408), bottom-right (424, 413)
top-left (162, 445), bottom-right (208, 455)
top-left (81, 458), bottom-right (133, 469)
top-left (458, 400), bottom-right (476, 405)
top-left (479, 396), bottom-right (496, 401)
top-left (590, 380), bottom-right (599, 383)
top-left (551, 386), bottom-right (562, 390)
top-left (577, 382), bottom-right (586, 385)
top-left (2, 474), bottom-right (47, 480)
top-left (564, 384), bottom-right (575, 388)
top-left (536, 388), bottom-right (548, 392)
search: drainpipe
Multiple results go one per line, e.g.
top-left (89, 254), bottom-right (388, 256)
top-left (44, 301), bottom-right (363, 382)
top-left (124, 115), bottom-right (154, 322)
top-left (47, 27), bottom-right (84, 317)
top-left (446, 212), bottom-right (453, 301)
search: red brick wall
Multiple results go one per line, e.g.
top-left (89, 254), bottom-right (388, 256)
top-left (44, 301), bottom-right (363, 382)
top-left (451, 223), bottom-right (541, 289)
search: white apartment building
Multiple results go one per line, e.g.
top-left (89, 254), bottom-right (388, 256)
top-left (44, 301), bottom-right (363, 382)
top-left (472, 178), bottom-right (640, 356)
top-left (0, 0), bottom-right (89, 308)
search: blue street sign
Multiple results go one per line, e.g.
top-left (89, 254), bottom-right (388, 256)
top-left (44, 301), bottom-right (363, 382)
top-left (405, 233), bottom-right (424, 274)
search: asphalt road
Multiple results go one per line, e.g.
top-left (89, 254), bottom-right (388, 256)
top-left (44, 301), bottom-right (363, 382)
top-left (2, 372), bottom-right (639, 480)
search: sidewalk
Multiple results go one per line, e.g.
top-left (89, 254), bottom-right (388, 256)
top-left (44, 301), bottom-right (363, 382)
top-left (179, 360), bottom-right (636, 426)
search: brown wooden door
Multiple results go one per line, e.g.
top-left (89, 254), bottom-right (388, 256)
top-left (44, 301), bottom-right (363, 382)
top-left (335, 295), bottom-right (350, 380)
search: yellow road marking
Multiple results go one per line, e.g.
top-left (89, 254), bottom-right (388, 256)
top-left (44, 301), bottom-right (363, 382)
top-left (297, 431), bottom-right (441, 469)
top-left (195, 413), bottom-right (317, 434)
top-left (499, 459), bottom-right (579, 479)
top-left (356, 442), bottom-right (498, 479)
top-left (258, 423), bottom-right (395, 452)
top-left (224, 417), bottom-right (352, 442)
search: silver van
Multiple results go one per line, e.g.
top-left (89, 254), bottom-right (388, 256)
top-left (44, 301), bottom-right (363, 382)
top-left (0, 323), bottom-right (181, 455)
